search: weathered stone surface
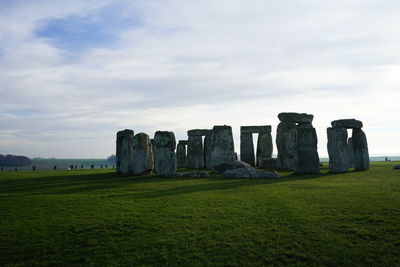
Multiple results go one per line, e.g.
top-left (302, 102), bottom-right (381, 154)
top-left (327, 127), bottom-right (349, 173)
top-left (224, 168), bottom-right (281, 179)
top-left (240, 133), bottom-right (255, 166)
top-left (276, 122), bottom-right (297, 171)
top-left (393, 165), bottom-right (400, 170)
top-left (331, 119), bottom-right (363, 129)
top-left (188, 129), bottom-right (211, 136)
top-left (212, 160), bottom-right (254, 174)
top-left (176, 140), bottom-right (187, 168)
top-left (295, 127), bottom-right (320, 174)
top-left (132, 133), bottom-right (154, 175)
top-left (256, 132), bottom-right (273, 167)
top-left (187, 135), bottom-right (204, 169)
top-left (209, 125), bottom-right (236, 170)
top-left (348, 137), bottom-right (355, 168)
top-left (154, 131), bottom-right (177, 175)
top-left (163, 171), bottom-right (210, 178)
top-left (260, 158), bottom-right (277, 169)
top-left (204, 133), bottom-right (212, 169)
top-left (352, 128), bottom-right (369, 171)
top-left (298, 123), bottom-right (313, 128)
top-left (278, 112), bottom-right (314, 123)
top-left (116, 129), bottom-right (134, 173)
top-left (241, 126), bottom-right (271, 134)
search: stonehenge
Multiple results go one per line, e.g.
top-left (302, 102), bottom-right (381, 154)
top-left (115, 113), bottom-right (371, 177)
top-left (276, 112), bottom-right (320, 173)
top-left (240, 125), bottom-right (273, 167)
top-left (327, 119), bottom-right (369, 172)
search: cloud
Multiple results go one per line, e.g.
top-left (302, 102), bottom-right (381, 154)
top-left (0, 0), bottom-right (399, 158)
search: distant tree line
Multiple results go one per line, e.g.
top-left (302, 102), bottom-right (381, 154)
top-left (106, 154), bottom-right (116, 164)
top-left (0, 154), bottom-right (31, 167)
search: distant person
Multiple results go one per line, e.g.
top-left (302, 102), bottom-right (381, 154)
top-left (81, 165), bottom-right (84, 169)
top-left (91, 165), bottom-right (94, 169)
top-left (105, 164), bottom-right (108, 168)
top-left (101, 164), bottom-right (103, 169)
top-left (1, 166), bottom-right (3, 171)
top-left (32, 165), bottom-right (36, 171)
top-left (15, 167), bottom-right (18, 171)
top-left (54, 165), bottom-right (57, 170)
top-left (112, 165), bottom-right (115, 169)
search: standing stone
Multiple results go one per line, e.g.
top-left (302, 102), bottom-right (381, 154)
top-left (348, 137), bottom-right (355, 168)
top-left (204, 132), bottom-right (212, 169)
top-left (116, 129), bottom-right (134, 173)
top-left (187, 133), bottom-right (204, 169)
top-left (176, 140), bottom-right (188, 168)
top-left (209, 125), bottom-right (236, 171)
top-left (276, 122), bottom-right (297, 171)
top-left (256, 132), bottom-right (273, 167)
top-left (295, 127), bottom-right (320, 174)
top-left (154, 131), bottom-right (177, 175)
top-left (240, 132), bottom-right (255, 166)
top-left (352, 128), bottom-right (369, 171)
top-left (327, 127), bottom-right (349, 173)
top-left (132, 133), bottom-right (154, 175)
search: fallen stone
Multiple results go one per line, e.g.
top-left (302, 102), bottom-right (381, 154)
top-left (116, 129), bottom-right (134, 174)
top-left (224, 168), bottom-right (281, 179)
top-left (163, 171), bottom-right (210, 178)
top-left (276, 121), bottom-right (297, 171)
top-left (331, 119), bottom-right (363, 129)
top-left (212, 160), bottom-right (254, 174)
top-left (132, 132), bottom-right (154, 175)
top-left (278, 112), bottom-right (314, 123)
top-left (352, 128), bottom-right (369, 171)
top-left (327, 127), bottom-right (349, 173)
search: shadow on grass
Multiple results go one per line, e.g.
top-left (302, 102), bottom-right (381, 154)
top-left (0, 170), bottom-right (338, 197)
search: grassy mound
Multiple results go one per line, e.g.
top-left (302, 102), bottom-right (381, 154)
top-left (0, 162), bottom-right (399, 266)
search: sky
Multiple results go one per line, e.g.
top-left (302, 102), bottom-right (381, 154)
top-left (0, 0), bottom-right (399, 159)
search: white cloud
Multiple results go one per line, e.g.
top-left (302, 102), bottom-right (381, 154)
top-left (0, 0), bottom-right (399, 158)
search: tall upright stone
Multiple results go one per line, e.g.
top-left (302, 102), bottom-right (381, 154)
top-left (154, 131), bottom-right (177, 175)
top-left (295, 127), bottom-right (320, 174)
top-left (240, 132), bottom-right (255, 166)
top-left (187, 131), bottom-right (204, 169)
top-left (276, 122), bottom-right (297, 171)
top-left (327, 127), bottom-right (349, 173)
top-left (347, 137), bottom-right (355, 168)
top-left (352, 128), bottom-right (369, 171)
top-left (176, 140), bottom-right (188, 168)
top-left (116, 129), bottom-right (134, 173)
top-left (256, 132), bottom-right (273, 167)
top-left (132, 132), bottom-right (154, 175)
top-left (209, 125), bottom-right (235, 170)
top-left (204, 131), bottom-right (212, 169)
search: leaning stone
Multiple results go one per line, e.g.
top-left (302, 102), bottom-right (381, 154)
top-left (116, 129), bottom-right (134, 173)
top-left (352, 128), bottom-right (369, 171)
top-left (187, 135), bottom-right (204, 169)
top-left (132, 133), bottom-right (154, 175)
top-left (163, 171), bottom-right (210, 178)
top-left (295, 127), bottom-right (320, 174)
top-left (276, 121), bottom-right (297, 171)
top-left (240, 132), bottom-right (255, 166)
top-left (241, 126), bottom-right (272, 134)
top-left (331, 119), bottom-right (363, 129)
top-left (176, 140), bottom-right (188, 168)
top-left (209, 125), bottom-right (236, 170)
top-left (212, 160), bottom-right (254, 174)
top-left (154, 131), bottom-right (177, 175)
top-left (327, 127), bottom-right (349, 173)
top-left (348, 137), bottom-right (355, 168)
top-left (224, 168), bottom-right (281, 179)
top-left (393, 165), bottom-right (400, 170)
top-left (256, 132), bottom-right (273, 167)
top-left (278, 112), bottom-right (313, 123)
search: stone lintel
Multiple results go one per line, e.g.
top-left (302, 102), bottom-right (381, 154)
top-left (278, 112), bottom-right (314, 123)
top-left (188, 129), bottom-right (211, 136)
top-left (241, 125), bottom-right (271, 134)
top-left (331, 119), bottom-right (363, 129)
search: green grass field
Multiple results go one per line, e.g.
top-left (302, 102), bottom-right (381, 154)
top-left (1, 162), bottom-right (399, 266)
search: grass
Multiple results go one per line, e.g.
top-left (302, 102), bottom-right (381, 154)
top-left (0, 162), bottom-right (399, 266)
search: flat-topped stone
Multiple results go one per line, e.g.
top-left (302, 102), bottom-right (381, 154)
top-left (278, 112), bottom-right (314, 123)
top-left (241, 126), bottom-right (271, 134)
top-left (188, 129), bottom-right (211, 136)
top-left (331, 119), bottom-right (363, 129)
